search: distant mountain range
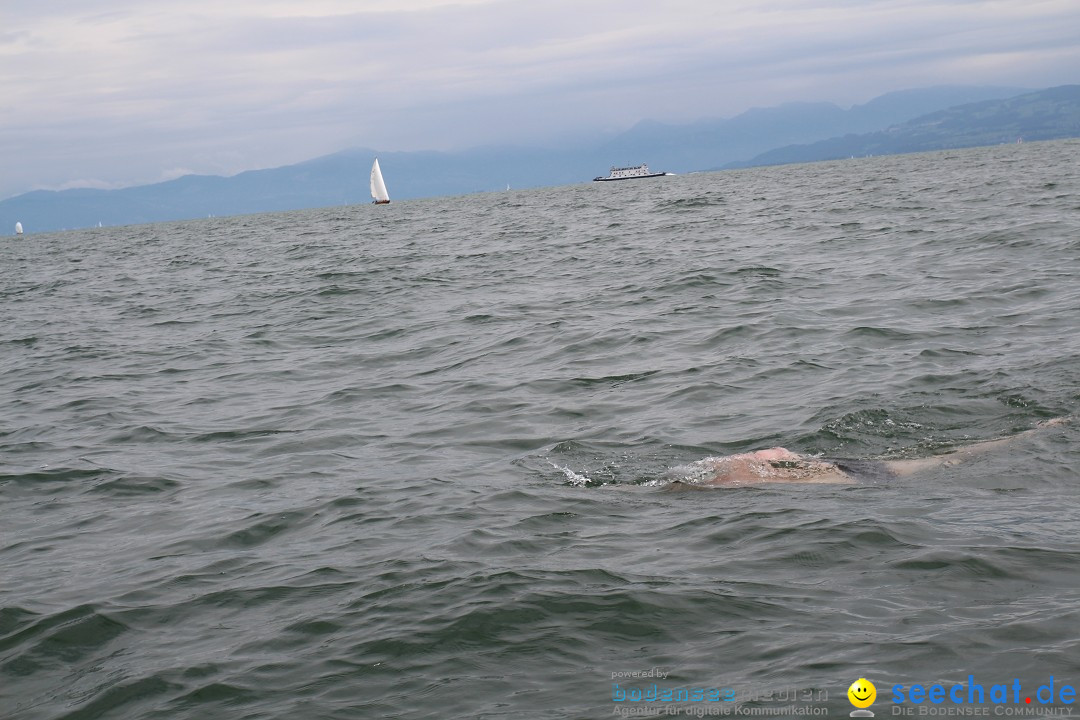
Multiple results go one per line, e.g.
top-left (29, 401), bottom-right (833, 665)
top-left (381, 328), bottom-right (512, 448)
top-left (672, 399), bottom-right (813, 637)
top-left (6, 84), bottom-right (1080, 234)
top-left (729, 85), bottom-right (1080, 168)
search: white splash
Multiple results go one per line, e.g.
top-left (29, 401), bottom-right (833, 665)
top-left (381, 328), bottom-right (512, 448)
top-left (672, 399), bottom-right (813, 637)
top-left (550, 462), bottom-right (592, 487)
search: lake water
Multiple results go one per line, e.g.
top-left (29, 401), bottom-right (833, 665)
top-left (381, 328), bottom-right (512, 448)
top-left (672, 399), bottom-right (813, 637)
top-left (2, 140), bottom-right (1079, 719)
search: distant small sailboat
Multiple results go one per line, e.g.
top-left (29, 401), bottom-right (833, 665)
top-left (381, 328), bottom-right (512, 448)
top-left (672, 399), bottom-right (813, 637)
top-left (370, 158), bottom-right (390, 204)
top-left (14, 221), bottom-right (23, 235)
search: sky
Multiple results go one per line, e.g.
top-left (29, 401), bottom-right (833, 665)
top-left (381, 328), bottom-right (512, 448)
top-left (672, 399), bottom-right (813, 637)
top-left (3, 0), bottom-right (1080, 199)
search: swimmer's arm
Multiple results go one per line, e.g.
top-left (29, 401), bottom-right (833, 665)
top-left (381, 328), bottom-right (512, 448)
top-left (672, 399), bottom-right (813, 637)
top-left (881, 417), bottom-right (1069, 476)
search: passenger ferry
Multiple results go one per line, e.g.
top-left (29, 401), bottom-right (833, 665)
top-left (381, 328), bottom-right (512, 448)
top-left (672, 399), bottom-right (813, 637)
top-left (593, 164), bottom-right (673, 182)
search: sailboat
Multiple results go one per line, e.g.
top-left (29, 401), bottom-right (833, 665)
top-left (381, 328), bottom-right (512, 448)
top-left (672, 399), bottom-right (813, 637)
top-left (14, 222), bottom-right (23, 235)
top-left (370, 158), bottom-right (390, 204)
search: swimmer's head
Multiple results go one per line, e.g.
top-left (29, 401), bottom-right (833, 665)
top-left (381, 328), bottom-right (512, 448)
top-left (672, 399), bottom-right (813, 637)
top-left (749, 447), bottom-right (800, 462)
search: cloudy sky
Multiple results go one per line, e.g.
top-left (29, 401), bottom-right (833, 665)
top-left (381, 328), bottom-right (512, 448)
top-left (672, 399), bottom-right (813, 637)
top-left (3, 0), bottom-right (1079, 199)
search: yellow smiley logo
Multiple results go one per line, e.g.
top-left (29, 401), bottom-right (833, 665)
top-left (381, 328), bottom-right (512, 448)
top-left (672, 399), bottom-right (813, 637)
top-left (848, 678), bottom-right (876, 708)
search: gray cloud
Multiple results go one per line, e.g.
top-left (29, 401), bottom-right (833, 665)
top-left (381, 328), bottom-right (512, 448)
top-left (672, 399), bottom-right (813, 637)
top-left (2, 0), bottom-right (1078, 198)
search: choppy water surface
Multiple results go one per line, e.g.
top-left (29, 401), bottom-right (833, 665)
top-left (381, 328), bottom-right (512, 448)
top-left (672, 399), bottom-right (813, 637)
top-left (2, 140), bottom-right (1080, 719)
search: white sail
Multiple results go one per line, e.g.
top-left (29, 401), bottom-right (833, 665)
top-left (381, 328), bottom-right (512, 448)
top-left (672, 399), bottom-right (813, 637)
top-left (370, 158), bottom-right (390, 204)
top-left (14, 222), bottom-right (22, 235)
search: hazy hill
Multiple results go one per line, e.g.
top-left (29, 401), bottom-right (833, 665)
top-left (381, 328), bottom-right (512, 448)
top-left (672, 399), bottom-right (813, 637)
top-left (0, 85), bottom-right (1042, 234)
top-left (731, 85), bottom-right (1080, 168)
top-left (590, 85), bottom-right (1031, 175)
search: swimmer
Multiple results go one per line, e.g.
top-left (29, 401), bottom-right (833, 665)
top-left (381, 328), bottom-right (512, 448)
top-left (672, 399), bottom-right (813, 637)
top-left (686, 417), bottom-right (1068, 488)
